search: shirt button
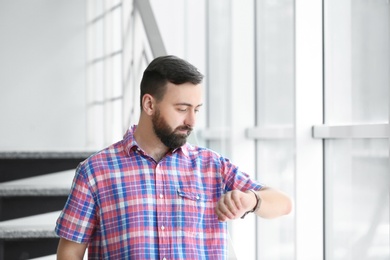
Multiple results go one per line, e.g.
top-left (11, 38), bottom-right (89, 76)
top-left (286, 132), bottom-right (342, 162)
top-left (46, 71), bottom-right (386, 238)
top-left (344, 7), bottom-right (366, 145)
top-left (161, 225), bottom-right (165, 230)
top-left (159, 193), bottom-right (164, 199)
top-left (196, 195), bottom-right (200, 200)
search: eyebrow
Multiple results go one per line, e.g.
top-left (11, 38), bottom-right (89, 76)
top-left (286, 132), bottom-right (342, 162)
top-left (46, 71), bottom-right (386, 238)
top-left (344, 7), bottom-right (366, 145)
top-left (174, 103), bottom-right (203, 108)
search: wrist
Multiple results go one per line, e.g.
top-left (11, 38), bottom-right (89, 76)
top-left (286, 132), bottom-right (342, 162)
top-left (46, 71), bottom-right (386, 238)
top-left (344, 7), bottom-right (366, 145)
top-left (246, 190), bottom-right (257, 210)
top-left (241, 189), bottom-right (262, 219)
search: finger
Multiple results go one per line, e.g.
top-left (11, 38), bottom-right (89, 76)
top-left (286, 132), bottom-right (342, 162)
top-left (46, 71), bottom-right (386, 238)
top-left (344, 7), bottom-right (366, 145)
top-left (224, 191), bottom-right (244, 217)
top-left (230, 190), bottom-right (243, 210)
top-left (214, 197), bottom-right (225, 221)
top-left (225, 193), bottom-right (245, 219)
top-left (215, 197), bottom-right (234, 221)
top-left (223, 193), bottom-right (239, 215)
top-left (215, 204), bottom-right (228, 221)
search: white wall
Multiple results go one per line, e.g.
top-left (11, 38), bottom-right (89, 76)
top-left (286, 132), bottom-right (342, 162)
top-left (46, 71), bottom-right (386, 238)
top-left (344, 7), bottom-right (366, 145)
top-left (0, 0), bottom-right (86, 151)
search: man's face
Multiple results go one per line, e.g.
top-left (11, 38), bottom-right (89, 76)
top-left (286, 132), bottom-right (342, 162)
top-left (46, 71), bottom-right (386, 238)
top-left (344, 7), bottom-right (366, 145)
top-left (151, 82), bottom-right (202, 149)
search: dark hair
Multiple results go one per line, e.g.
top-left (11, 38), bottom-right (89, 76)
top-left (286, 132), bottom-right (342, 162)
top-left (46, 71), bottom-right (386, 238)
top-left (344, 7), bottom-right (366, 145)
top-left (140, 55), bottom-right (204, 109)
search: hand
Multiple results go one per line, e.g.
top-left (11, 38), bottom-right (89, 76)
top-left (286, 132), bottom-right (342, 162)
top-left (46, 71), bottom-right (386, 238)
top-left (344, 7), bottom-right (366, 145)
top-left (215, 190), bottom-right (257, 222)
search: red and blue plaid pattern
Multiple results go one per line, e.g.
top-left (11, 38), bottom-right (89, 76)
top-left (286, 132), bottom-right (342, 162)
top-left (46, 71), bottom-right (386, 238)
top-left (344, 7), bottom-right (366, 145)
top-left (55, 125), bottom-right (263, 259)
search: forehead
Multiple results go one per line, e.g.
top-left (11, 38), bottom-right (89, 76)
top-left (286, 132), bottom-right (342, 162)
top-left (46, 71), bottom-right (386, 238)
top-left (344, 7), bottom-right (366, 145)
top-left (162, 82), bottom-right (203, 104)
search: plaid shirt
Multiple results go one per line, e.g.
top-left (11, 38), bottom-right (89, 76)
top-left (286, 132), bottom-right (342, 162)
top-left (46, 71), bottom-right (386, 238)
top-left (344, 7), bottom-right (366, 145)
top-left (55, 125), bottom-right (263, 259)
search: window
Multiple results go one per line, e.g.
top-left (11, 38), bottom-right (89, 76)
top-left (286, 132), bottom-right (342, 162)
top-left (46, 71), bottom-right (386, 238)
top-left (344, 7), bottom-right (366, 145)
top-left (203, 1), bottom-right (296, 259)
top-left (86, 0), bottom-right (123, 148)
top-left (321, 1), bottom-right (390, 259)
top-left (254, 1), bottom-right (295, 259)
top-left (86, 0), bottom-right (154, 148)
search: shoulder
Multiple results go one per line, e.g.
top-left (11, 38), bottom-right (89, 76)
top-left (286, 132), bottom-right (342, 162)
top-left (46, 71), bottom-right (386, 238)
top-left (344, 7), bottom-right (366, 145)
top-left (185, 143), bottom-right (219, 157)
top-left (184, 143), bottom-right (230, 165)
top-left (78, 139), bottom-right (126, 176)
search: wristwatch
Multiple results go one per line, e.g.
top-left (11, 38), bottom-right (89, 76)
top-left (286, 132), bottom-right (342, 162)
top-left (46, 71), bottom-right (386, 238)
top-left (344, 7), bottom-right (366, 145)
top-left (241, 189), bottom-right (262, 219)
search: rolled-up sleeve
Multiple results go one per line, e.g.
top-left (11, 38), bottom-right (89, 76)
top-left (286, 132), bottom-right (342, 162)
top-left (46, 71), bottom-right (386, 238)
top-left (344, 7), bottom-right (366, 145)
top-left (220, 157), bottom-right (264, 192)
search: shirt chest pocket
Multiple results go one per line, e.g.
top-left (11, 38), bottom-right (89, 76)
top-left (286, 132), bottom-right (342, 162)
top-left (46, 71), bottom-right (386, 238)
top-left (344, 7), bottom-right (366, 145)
top-left (176, 188), bottom-right (213, 232)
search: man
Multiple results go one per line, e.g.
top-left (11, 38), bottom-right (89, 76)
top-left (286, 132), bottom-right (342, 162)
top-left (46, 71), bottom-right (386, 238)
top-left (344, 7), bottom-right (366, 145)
top-left (56, 55), bottom-right (292, 259)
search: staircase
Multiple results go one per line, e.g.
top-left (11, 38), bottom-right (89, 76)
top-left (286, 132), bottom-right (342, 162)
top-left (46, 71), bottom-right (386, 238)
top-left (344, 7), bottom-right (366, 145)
top-left (0, 152), bottom-right (92, 259)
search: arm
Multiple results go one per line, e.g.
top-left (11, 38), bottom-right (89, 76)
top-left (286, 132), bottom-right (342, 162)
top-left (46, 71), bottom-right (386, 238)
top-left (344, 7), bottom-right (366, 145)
top-left (57, 238), bottom-right (88, 260)
top-left (255, 187), bottom-right (292, 219)
top-left (215, 187), bottom-right (292, 221)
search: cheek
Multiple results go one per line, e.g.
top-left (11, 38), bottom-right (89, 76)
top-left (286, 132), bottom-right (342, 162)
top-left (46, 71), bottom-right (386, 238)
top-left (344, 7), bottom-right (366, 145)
top-left (171, 114), bottom-right (186, 127)
top-left (170, 112), bottom-right (187, 127)
top-left (160, 109), bottom-right (182, 127)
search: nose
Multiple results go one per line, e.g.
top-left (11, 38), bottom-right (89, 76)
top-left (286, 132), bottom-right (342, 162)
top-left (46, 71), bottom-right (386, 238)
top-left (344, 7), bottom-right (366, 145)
top-left (184, 109), bottom-right (196, 128)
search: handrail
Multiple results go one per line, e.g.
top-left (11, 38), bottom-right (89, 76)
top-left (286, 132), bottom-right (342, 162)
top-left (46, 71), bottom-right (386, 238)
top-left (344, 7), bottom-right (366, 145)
top-left (134, 0), bottom-right (167, 57)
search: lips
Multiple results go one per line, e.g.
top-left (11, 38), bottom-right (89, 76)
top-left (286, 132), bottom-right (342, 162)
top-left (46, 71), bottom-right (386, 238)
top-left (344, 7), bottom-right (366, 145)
top-left (175, 126), bottom-right (193, 136)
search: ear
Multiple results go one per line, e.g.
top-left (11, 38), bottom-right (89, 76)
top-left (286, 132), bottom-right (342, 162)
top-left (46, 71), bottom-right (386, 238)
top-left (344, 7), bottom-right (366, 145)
top-left (141, 94), bottom-right (155, 116)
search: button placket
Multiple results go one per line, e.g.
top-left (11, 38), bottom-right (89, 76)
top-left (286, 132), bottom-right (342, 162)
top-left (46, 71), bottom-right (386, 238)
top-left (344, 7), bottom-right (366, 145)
top-left (155, 163), bottom-right (169, 258)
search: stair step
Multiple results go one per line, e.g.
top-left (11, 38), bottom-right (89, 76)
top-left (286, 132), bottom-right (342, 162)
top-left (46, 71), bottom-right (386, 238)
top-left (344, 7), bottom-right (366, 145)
top-left (0, 152), bottom-right (91, 259)
top-left (0, 210), bottom-right (88, 260)
top-left (0, 151), bottom-right (92, 182)
top-left (0, 211), bottom-right (59, 239)
top-left (30, 255), bottom-right (56, 260)
top-left (0, 170), bottom-right (75, 196)
top-left (30, 254), bottom-right (88, 260)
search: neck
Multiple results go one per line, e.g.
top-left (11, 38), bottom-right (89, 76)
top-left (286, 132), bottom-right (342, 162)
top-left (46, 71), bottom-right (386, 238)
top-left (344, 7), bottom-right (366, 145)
top-left (134, 116), bottom-right (169, 162)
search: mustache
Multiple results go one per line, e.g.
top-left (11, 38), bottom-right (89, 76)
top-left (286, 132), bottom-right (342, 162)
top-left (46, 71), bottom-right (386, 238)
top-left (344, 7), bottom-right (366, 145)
top-left (175, 125), bottom-right (193, 132)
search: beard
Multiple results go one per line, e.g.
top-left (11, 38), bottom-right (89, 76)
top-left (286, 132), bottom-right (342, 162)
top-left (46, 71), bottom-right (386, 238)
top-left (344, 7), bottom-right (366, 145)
top-left (152, 109), bottom-right (193, 149)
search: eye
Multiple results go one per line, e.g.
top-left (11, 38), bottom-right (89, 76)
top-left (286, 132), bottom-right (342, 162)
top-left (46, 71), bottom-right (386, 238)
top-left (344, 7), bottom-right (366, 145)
top-left (177, 107), bottom-right (187, 112)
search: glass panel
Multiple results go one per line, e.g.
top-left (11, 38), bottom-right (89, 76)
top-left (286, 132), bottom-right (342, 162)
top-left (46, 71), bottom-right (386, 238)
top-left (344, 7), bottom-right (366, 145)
top-left (325, 139), bottom-right (389, 260)
top-left (104, 55), bottom-right (122, 100)
top-left (256, 0), bottom-right (294, 127)
top-left (112, 7), bottom-right (122, 52)
top-left (86, 0), bottom-right (104, 22)
top-left (93, 19), bottom-right (104, 60)
top-left (255, 1), bottom-right (295, 259)
top-left (206, 0), bottom-right (232, 157)
top-left (104, 99), bottom-right (123, 144)
top-left (257, 140), bottom-right (295, 260)
top-left (92, 61), bottom-right (104, 102)
top-left (105, 7), bottom-right (122, 55)
top-left (324, 0), bottom-right (390, 124)
top-left (112, 54), bottom-right (122, 98)
top-left (87, 105), bottom-right (105, 148)
top-left (107, 0), bottom-right (121, 9)
top-left (324, 1), bottom-right (390, 258)
top-left (95, 0), bottom-right (104, 18)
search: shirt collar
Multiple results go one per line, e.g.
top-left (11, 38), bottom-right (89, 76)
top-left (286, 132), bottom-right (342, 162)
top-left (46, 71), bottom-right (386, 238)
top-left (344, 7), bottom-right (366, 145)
top-left (123, 125), bottom-right (190, 158)
top-left (173, 143), bottom-right (190, 158)
top-left (123, 125), bottom-right (140, 156)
